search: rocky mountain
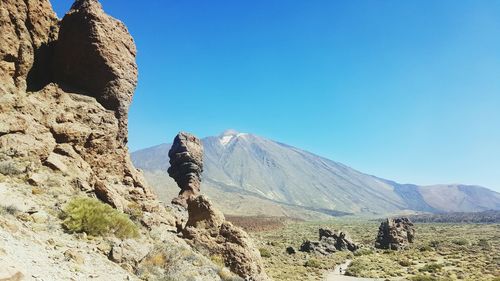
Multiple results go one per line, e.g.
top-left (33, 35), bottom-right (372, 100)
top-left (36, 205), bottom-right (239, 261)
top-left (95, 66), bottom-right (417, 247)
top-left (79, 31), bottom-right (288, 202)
top-left (0, 1), bottom-right (265, 280)
top-left (132, 130), bottom-right (500, 218)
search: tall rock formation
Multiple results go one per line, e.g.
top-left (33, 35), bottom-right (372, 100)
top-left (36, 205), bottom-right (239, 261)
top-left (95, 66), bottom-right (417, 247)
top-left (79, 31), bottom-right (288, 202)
top-left (52, 0), bottom-right (138, 143)
top-left (0, 0), bottom-right (169, 229)
top-left (167, 132), bottom-right (204, 207)
top-left (167, 132), bottom-right (269, 280)
top-left (375, 217), bottom-right (416, 250)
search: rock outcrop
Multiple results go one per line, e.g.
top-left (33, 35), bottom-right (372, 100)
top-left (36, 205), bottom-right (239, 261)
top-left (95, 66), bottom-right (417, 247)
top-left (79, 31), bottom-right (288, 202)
top-left (166, 132), bottom-right (268, 280)
top-left (0, 0), bottom-right (170, 229)
top-left (182, 195), bottom-right (269, 281)
top-left (0, 0), bottom-right (264, 280)
top-left (299, 228), bottom-right (358, 255)
top-left (375, 217), bottom-right (415, 250)
top-left (0, 0), bottom-right (58, 91)
top-left (52, 0), bottom-right (137, 143)
top-left (167, 132), bottom-right (204, 207)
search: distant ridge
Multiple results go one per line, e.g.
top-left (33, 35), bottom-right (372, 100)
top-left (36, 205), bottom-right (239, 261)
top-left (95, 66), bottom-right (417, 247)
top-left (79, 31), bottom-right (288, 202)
top-left (132, 130), bottom-right (500, 218)
top-left (407, 210), bottom-right (500, 223)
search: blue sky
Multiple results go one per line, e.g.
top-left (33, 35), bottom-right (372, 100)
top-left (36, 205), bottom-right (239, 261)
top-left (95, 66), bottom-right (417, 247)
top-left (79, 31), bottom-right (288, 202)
top-left (52, 1), bottom-right (500, 192)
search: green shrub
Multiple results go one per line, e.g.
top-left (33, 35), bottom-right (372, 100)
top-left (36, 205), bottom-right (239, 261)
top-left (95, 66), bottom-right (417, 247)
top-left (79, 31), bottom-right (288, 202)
top-left (419, 245), bottom-right (433, 252)
top-left (429, 240), bottom-right (440, 248)
top-left (344, 260), bottom-right (365, 276)
top-left (419, 263), bottom-right (443, 273)
top-left (452, 238), bottom-right (468, 246)
top-left (126, 202), bottom-right (144, 222)
top-left (259, 248), bottom-right (271, 258)
top-left (354, 248), bottom-right (373, 256)
top-left (304, 258), bottom-right (321, 268)
top-left (477, 239), bottom-right (491, 250)
top-left (410, 275), bottom-right (437, 281)
top-left (61, 197), bottom-right (139, 238)
top-left (399, 259), bottom-right (412, 266)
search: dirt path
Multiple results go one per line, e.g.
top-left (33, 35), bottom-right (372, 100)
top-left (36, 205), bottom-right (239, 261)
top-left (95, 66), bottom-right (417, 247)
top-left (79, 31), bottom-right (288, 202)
top-left (324, 259), bottom-right (382, 281)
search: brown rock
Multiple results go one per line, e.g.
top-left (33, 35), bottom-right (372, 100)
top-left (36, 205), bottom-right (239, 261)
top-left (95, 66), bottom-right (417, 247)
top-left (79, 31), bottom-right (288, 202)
top-left (0, 0), bottom-right (173, 230)
top-left (167, 132), bottom-right (204, 207)
top-left (64, 249), bottom-right (85, 265)
top-left (52, 0), bottom-right (138, 143)
top-left (0, 0), bottom-right (58, 91)
top-left (375, 217), bottom-right (415, 250)
top-left (182, 195), bottom-right (269, 281)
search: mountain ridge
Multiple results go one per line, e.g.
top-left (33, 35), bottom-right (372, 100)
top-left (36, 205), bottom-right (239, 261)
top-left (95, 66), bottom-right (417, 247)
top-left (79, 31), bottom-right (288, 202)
top-left (132, 130), bottom-right (500, 218)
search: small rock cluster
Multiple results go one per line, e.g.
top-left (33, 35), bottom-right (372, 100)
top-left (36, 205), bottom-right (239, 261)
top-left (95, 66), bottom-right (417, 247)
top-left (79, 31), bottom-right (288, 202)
top-left (299, 228), bottom-right (359, 255)
top-left (375, 217), bottom-right (415, 250)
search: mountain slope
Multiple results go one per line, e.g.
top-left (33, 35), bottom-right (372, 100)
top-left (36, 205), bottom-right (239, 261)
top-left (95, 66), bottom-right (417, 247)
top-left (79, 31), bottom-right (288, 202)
top-left (132, 130), bottom-right (500, 216)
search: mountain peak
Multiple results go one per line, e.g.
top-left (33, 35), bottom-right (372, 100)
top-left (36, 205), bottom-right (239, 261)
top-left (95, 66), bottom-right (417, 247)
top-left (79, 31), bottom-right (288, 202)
top-left (220, 129), bottom-right (240, 136)
top-left (219, 129), bottom-right (247, 146)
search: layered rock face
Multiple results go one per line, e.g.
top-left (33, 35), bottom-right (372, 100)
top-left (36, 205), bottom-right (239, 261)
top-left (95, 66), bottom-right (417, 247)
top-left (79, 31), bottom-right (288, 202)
top-left (299, 228), bottom-right (358, 255)
top-left (167, 132), bottom-right (204, 207)
top-left (167, 132), bottom-right (269, 280)
top-left (0, 0), bottom-right (170, 228)
top-left (375, 217), bottom-right (416, 250)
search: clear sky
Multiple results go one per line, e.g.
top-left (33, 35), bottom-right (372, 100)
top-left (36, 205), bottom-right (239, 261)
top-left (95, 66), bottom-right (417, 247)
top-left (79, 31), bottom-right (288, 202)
top-left (52, 1), bottom-right (500, 192)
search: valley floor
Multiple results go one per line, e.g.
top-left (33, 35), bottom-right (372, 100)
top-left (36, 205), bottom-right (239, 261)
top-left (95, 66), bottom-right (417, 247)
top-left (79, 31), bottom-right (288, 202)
top-left (239, 217), bottom-right (500, 281)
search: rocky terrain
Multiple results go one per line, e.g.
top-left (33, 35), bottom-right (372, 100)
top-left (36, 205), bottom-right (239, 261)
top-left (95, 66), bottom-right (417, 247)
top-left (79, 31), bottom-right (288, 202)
top-left (0, 1), bottom-right (266, 280)
top-left (132, 130), bottom-right (500, 218)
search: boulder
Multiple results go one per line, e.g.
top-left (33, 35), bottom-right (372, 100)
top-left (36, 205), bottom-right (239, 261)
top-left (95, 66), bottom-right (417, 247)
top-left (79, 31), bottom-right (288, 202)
top-left (375, 217), bottom-right (415, 250)
top-left (299, 228), bottom-right (359, 255)
top-left (64, 249), bottom-right (85, 265)
top-left (167, 132), bottom-right (204, 207)
top-left (109, 239), bottom-right (151, 265)
top-left (286, 246), bottom-right (296, 255)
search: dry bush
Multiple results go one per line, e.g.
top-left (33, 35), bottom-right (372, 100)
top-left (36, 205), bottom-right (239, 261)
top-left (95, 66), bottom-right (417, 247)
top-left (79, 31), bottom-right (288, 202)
top-left (61, 197), bottom-right (139, 238)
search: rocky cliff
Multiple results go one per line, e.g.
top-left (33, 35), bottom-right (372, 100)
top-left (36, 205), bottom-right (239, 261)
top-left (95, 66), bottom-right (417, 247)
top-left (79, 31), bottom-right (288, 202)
top-left (1, 0), bottom-right (161, 224)
top-left (0, 1), bottom-right (265, 280)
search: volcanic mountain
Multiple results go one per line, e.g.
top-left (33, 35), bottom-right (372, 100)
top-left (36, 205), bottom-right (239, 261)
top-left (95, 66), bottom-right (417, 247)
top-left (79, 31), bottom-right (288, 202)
top-left (132, 130), bottom-right (500, 219)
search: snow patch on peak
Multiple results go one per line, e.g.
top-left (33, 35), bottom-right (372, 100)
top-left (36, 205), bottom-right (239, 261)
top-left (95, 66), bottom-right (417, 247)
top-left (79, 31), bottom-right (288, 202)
top-left (219, 130), bottom-right (248, 146)
top-left (221, 129), bottom-right (240, 136)
top-left (220, 135), bottom-right (234, 146)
